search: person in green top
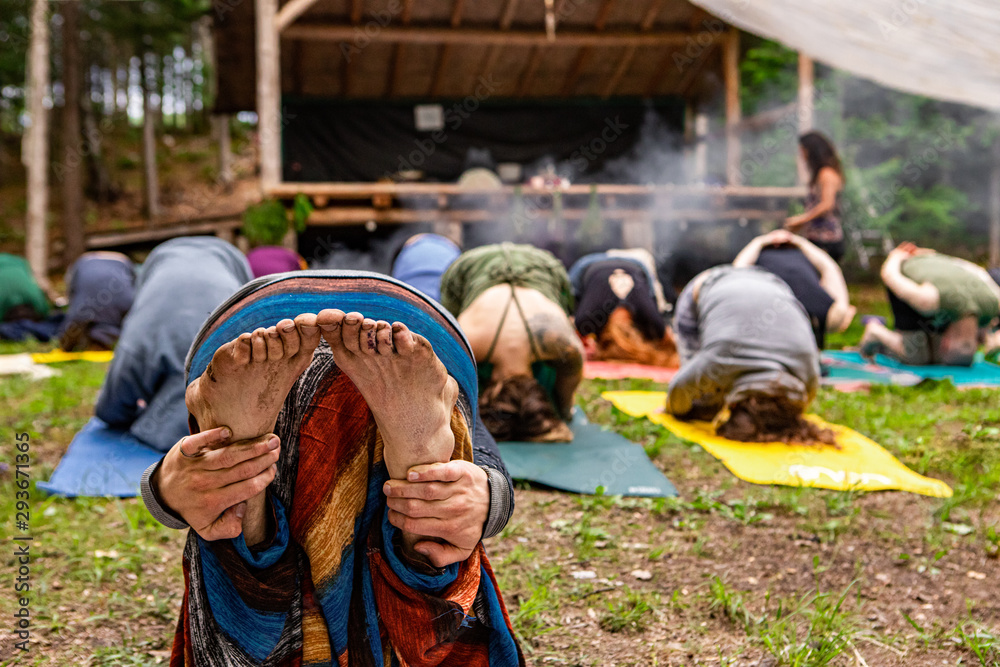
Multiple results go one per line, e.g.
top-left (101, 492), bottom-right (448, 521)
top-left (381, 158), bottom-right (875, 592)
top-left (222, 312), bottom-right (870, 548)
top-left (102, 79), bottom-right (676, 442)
top-left (860, 243), bottom-right (1000, 366)
top-left (440, 243), bottom-right (582, 443)
top-left (0, 253), bottom-right (50, 322)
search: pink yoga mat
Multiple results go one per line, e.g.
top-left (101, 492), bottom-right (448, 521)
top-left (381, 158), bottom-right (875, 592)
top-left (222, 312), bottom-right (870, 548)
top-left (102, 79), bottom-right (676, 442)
top-left (583, 361), bottom-right (677, 383)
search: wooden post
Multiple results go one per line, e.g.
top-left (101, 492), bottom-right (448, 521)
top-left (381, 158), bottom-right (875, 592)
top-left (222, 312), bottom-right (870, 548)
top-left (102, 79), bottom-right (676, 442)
top-left (990, 141), bottom-right (1000, 268)
top-left (256, 0), bottom-right (282, 193)
top-left (62, 0), bottom-right (85, 266)
top-left (215, 114), bottom-right (234, 191)
top-left (24, 0), bottom-right (50, 289)
top-left (723, 27), bottom-right (741, 186)
top-left (797, 53), bottom-right (814, 135)
top-left (694, 111), bottom-right (708, 185)
top-left (141, 56), bottom-right (161, 220)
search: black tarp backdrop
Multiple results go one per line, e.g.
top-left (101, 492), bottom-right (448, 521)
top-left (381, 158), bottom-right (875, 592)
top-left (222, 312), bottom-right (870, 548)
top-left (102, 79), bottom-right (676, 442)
top-left (286, 98), bottom-right (689, 280)
top-left (281, 99), bottom-right (685, 183)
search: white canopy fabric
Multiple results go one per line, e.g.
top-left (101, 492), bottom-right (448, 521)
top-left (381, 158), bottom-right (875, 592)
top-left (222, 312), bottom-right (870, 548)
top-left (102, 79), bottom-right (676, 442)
top-left (692, 0), bottom-right (1000, 111)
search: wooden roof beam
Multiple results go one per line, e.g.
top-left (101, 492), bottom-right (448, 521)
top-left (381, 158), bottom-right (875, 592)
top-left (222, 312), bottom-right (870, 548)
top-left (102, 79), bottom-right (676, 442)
top-left (386, 0), bottom-right (414, 96)
top-left (430, 0), bottom-right (466, 96)
top-left (477, 0), bottom-right (520, 93)
top-left (275, 0), bottom-right (322, 32)
top-left (517, 47), bottom-right (544, 96)
top-left (603, 45), bottom-right (635, 98)
top-left (561, 0), bottom-right (614, 95)
top-left (285, 25), bottom-right (717, 47)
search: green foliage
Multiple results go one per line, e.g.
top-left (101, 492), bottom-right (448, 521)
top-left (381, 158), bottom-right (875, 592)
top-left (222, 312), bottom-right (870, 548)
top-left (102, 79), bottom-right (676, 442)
top-left (292, 193), bottom-right (313, 232)
top-left (737, 38), bottom-right (993, 254)
top-left (740, 39), bottom-right (799, 115)
top-left (242, 199), bottom-right (290, 247)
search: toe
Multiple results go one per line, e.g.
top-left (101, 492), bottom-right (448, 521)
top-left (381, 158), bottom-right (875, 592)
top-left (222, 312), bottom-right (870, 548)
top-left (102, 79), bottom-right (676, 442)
top-left (375, 321), bottom-right (393, 354)
top-left (341, 312), bottom-right (364, 354)
top-left (317, 309), bottom-right (346, 347)
top-left (410, 332), bottom-right (435, 359)
top-left (277, 319), bottom-right (300, 357)
top-left (295, 313), bottom-right (321, 349)
top-left (360, 318), bottom-right (378, 355)
top-left (251, 328), bottom-right (268, 362)
top-left (265, 326), bottom-right (284, 360)
top-left (391, 322), bottom-right (416, 355)
top-left (233, 333), bottom-right (253, 365)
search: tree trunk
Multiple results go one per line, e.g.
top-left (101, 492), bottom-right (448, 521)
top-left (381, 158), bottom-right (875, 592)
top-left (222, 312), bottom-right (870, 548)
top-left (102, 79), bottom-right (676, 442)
top-left (141, 53), bottom-right (161, 220)
top-left (61, 0), bottom-right (85, 266)
top-left (24, 0), bottom-right (51, 289)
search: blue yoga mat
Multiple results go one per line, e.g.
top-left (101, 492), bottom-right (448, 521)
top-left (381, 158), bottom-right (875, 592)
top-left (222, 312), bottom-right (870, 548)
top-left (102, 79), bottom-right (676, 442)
top-left (38, 418), bottom-right (163, 497)
top-left (823, 350), bottom-right (1000, 387)
top-left (497, 412), bottom-right (678, 498)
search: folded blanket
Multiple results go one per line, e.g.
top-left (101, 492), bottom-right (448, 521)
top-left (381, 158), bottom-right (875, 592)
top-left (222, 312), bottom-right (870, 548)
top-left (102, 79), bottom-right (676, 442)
top-left (175, 271), bottom-right (523, 666)
top-left (603, 390), bottom-right (952, 498)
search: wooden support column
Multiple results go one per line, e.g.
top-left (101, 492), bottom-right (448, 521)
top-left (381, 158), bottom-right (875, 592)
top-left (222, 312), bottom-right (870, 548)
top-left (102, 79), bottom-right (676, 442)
top-left (215, 114), bottom-right (234, 191)
top-left (797, 53), bottom-right (814, 134)
top-left (723, 28), bottom-right (741, 186)
top-left (695, 113), bottom-right (709, 184)
top-left (24, 0), bottom-right (50, 289)
top-left (256, 0), bottom-right (281, 193)
top-left (990, 141), bottom-right (1000, 268)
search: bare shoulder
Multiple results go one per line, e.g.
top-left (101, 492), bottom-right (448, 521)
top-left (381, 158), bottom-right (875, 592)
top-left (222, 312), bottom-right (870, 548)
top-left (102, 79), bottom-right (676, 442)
top-left (817, 166), bottom-right (843, 188)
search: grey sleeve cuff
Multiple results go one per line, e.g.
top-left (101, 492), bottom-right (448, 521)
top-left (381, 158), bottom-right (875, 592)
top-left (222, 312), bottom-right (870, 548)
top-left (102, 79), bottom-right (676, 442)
top-left (140, 459), bottom-right (190, 530)
top-left (481, 465), bottom-right (513, 540)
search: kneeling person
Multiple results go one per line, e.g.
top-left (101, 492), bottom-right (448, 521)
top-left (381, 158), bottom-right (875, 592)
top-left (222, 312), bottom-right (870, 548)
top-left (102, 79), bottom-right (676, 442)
top-left (861, 243), bottom-right (1000, 366)
top-left (732, 230), bottom-right (855, 348)
top-left (569, 249), bottom-right (677, 367)
top-left (441, 243), bottom-right (583, 442)
top-left (668, 265), bottom-right (830, 444)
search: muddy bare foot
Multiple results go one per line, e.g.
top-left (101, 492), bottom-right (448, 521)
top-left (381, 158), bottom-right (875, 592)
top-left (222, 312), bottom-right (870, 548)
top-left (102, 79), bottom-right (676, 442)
top-left (316, 309), bottom-right (459, 481)
top-left (185, 313), bottom-right (322, 441)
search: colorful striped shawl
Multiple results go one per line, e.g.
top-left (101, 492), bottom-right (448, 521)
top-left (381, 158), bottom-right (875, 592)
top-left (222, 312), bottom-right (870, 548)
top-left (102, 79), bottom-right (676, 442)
top-left (172, 272), bottom-right (524, 666)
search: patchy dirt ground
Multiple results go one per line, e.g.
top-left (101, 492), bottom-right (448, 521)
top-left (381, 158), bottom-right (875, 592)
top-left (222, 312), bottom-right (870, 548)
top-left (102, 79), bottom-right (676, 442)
top-left (2, 347), bottom-right (999, 666)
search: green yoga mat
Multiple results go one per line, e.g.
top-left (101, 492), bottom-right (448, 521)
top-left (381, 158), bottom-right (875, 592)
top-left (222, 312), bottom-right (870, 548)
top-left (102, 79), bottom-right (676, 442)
top-left (497, 412), bottom-right (678, 497)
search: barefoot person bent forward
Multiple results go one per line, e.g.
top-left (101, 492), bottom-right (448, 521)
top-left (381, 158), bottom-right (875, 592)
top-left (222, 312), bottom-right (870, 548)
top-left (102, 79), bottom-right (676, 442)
top-left (440, 243), bottom-right (584, 442)
top-left (668, 265), bottom-right (831, 444)
top-left (140, 273), bottom-right (523, 666)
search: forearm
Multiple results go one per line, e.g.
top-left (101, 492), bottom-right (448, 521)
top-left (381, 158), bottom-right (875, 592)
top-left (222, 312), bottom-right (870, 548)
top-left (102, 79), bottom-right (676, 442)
top-left (732, 241), bottom-right (764, 268)
top-left (882, 260), bottom-right (939, 314)
top-left (796, 237), bottom-right (850, 304)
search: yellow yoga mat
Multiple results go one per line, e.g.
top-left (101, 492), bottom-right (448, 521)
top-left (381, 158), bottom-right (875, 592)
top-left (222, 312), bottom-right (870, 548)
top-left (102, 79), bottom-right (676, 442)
top-left (30, 350), bottom-right (114, 364)
top-left (602, 390), bottom-right (952, 498)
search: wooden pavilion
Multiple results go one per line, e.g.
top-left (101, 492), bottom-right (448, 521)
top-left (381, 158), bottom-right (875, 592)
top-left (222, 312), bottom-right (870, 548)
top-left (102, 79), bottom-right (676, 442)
top-left (209, 0), bottom-right (817, 248)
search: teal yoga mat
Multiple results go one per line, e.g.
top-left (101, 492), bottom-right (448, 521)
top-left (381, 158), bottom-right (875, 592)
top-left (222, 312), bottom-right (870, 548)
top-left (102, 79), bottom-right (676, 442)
top-left (497, 412), bottom-right (678, 497)
top-left (823, 351), bottom-right (1000, 387)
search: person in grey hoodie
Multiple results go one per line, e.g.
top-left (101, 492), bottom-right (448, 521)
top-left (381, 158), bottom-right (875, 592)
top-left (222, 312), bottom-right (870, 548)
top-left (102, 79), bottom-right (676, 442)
top-left (94, 237), bottom-right (252, 451)
top-left (667, 265), bottom-right (821, 441)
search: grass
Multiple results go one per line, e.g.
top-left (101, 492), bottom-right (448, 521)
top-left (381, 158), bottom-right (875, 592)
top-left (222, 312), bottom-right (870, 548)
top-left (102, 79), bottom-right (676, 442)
top-left (2, 287), bottom-right (1000, 664)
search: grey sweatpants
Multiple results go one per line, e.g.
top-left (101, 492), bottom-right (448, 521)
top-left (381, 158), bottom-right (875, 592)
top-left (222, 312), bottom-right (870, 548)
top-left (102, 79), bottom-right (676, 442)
top-left (668, 266), bottom-right (820, 419)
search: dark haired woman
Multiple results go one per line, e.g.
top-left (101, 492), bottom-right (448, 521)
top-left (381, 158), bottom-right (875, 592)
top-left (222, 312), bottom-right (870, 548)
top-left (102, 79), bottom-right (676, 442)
top-left (785, 132), bottom-right (846, 262)
top-left (440, 243), bottom-right (583, 442)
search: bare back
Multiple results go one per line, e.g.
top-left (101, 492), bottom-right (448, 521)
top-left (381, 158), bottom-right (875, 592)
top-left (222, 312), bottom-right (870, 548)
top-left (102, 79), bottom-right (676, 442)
top-left (459, 284), bottom-right (582, 381)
